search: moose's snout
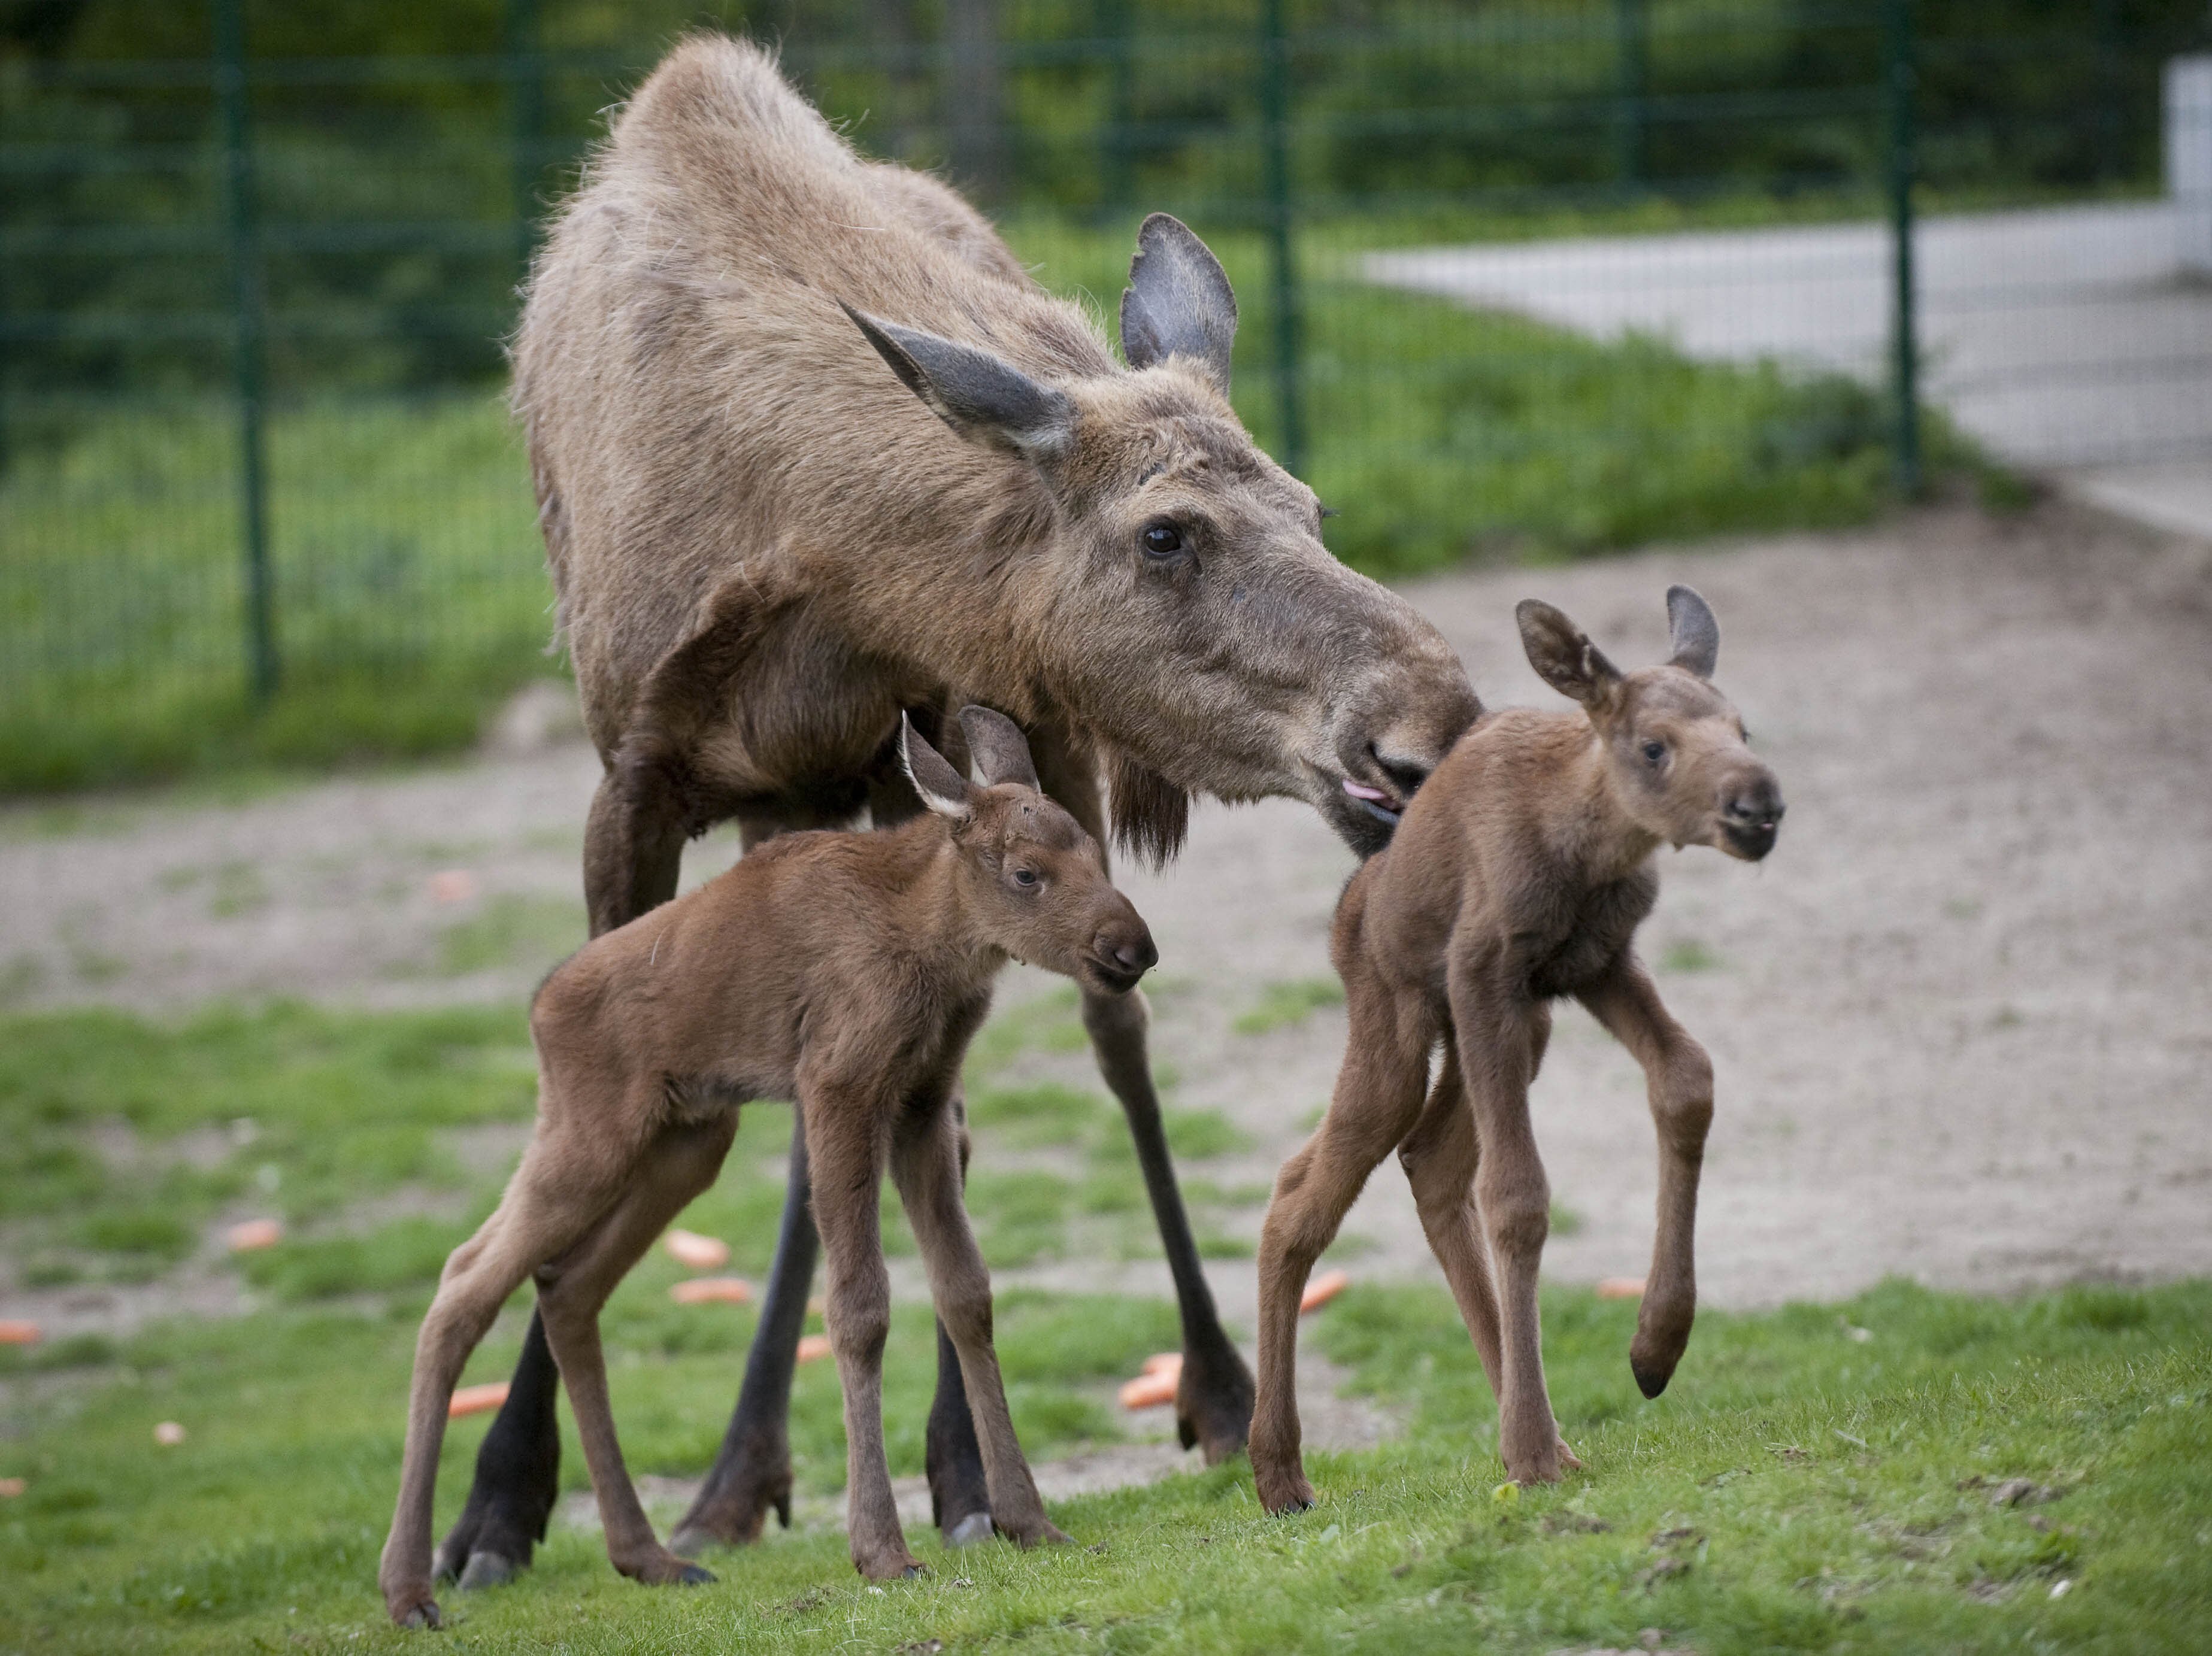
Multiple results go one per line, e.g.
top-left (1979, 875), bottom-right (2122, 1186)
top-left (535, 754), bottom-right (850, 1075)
top-left (1328, 680), bottom-right (1484, 857)
top-left (1719, 772), bottom-right (1786, 862)
top-left (1086, 912), bottom-right (1158, 994)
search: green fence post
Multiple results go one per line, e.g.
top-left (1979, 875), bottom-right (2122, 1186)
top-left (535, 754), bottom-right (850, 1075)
top-left (216, 0), bottom-right (277, 702)
top-left (506, 0), bottom-right (543, 275)
top-left (1883, 0), bottom-right (1920, 497)
top-left (1096, 0), bottom-right (1135, 218)
top-left (1613, 0), bottom-right (1649, 192)
top-left (1259, 0), bottom-right (1306, 480)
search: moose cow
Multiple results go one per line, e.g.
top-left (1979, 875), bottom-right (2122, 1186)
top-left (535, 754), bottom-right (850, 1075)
top-left (432, 34), bottom-right (1481, 1588)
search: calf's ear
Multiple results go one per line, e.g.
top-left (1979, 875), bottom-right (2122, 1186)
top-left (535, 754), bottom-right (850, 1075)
top-left (1665, 584), bottom-right (1720, 678)
top-left (1120, 214), bottom-right (1237, 396)
top-left (901, 714), bottom-right (978, 821)
top-left (843, 303), bottom-right (1075, 465)
top-left (959, 706), bottom-right (1041, 791)
top-left (1517, 599), bottom-right (1623, 709)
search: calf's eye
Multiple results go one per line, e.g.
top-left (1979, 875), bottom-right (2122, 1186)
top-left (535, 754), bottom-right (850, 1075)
top-left (1641, 739), bottom-right (1666, 766)
top-left (1140, 522), bottom-right (1183, 559)
top-left (1013, 868), bottom-right (1039, 888)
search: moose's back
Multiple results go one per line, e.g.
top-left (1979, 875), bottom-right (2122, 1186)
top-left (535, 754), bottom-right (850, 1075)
top-left (513, 35), bottom-right (1110, 749)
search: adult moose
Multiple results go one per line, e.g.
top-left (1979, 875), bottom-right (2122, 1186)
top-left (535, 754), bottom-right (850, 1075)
top-left (434, 34), bottom-right (1480, 1587)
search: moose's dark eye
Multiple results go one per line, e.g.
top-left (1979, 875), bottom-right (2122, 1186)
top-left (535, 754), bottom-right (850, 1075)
top-left (1641, 739), bottom-right (1667, 767)
top-left (1012, 868), bottom-right (1039, 888)
top-left (1140, 521), bottom-right (1184, 560)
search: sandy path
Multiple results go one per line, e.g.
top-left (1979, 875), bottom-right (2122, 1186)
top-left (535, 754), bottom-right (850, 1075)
top-left (5, 501), bottom-right (2209, 1320)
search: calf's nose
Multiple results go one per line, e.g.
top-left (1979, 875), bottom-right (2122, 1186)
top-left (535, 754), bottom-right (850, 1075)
top-left (1723, 774), bottom-right (1785, 829)
top-left (1097, 926), bottom-right (1158, 976)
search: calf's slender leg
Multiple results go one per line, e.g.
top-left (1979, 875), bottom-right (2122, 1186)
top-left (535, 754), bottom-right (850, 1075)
top-left (1395, 1042), bottom-right (1505, 1390)
top-left (384, 1125), bottom-right (637, 1627)
top-left (535, 1116), bottom-right (735, 1587)
top-left (1250, 978), bottom-right (1432, 1515)
top-left (1578, 956), bottom-right (1713, 1398)
top-left (437, 765), bottom-right (685, 1588)
top-left (1398, 1031), bottom-right (1583, 1472)
top-left (802, 1086), bottom-right (921, 1580)
top-left (1449, 968), bottom-right (1563, 1485)
top-left (893, 1103), bottom-right (1069, 1548)
top-left (921, 1099), bottom-right (993, 1545)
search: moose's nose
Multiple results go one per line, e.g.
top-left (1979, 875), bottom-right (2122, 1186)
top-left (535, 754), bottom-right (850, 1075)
top-left (1723, 777), bottom-right (1785, 829)
top-left (1097, 926), bottom-right (1158, 977)
top-left (1719, 774), bottom-right (1786, 860)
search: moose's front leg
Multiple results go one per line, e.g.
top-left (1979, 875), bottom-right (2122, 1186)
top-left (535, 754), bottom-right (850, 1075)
top-left (1579, 956), bottom-right (1714, 1399)
top-left (1084, 985), bottom-right (1255, 1462)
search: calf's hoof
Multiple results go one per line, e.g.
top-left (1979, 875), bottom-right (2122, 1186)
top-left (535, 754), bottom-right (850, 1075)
top-left (1629, 1346), bottom-right (1677, 1400)
top-left (669, 1458), bottom-right (793, 1554)
top-left (386, 1593), bottom-right (442, 1630)
top-left (1175, 1343), bottom-right (1256, 1466)
top-left (1003, 1517), bottom-right (1074, 1549)
top-left (856, 1550), bottom-right (928, 1581)
top-left (944, 1512), bottom-right (995, 1548)
top-left (618, 1547), bottom-right (717, 1588)
top-left (1255, 1466), bottom-right (1316, 1517)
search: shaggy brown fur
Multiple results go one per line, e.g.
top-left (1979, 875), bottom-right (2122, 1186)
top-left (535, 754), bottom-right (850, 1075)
top-left (432, 31), bottom-right (1483, 1582)
top-left (378, 709), bottom-right (1150, 1626)
top-left (1249, 588), bottom-right (1785, 1511)
top-left (514, 35), bottom-right (1476, 871)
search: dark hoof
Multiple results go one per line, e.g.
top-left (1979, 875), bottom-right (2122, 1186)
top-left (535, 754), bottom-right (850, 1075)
top-left (397, 1600), bottom-right (443, 1631)
top-left (944, 1512), bottom-right (994, 1549)
top-left (1630, 1355), bottom-right (1671, 1400)
top-left (455, 1550), bottom-right (518, 1592)
top-left (671, 1461), bottom-right (793, 1552)
top-left (1175, 1345), bottom-right (1257, 1465)
top-left (901, 1564), bottom-right (928, 1579)
top-left (676, 1564), bottom-right (717, 1587)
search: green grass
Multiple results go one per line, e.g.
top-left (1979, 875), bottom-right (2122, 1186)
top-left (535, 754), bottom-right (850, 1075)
top-left (0, 991), bottom-right (1255, 1299)
top-left (1, 204), bottom-right (2001, 795)
top-left (2, 1003), bottom-right (2205, 1650)
top-left (1, 1278), bottom-right (2202, 1654)
top-left (1234, 976), bottom-right (1348, 1036)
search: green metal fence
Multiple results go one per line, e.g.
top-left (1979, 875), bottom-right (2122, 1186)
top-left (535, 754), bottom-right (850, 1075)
top-left (4, 1), bottom-right (2208, 791)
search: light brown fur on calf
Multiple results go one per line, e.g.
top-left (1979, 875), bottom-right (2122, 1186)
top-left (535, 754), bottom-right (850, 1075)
top-left (378, 709), bottom-right (1150, 1626)
top-left (1249, 588), bottom-right (1784, 1510)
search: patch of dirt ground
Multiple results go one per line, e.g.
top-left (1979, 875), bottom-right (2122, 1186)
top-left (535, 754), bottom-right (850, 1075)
top-left (5, 499), bottom-right (2210, 1329)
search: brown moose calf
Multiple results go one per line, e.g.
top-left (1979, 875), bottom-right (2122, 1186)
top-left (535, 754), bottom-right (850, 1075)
top-left (1250, 587), bottom-right (1784, 1510)
top-left (380, 708), bottom-right (1152, 1625)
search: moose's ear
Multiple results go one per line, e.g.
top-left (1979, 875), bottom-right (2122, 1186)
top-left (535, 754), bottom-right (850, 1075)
top-left (843, 304), bottom-right (1075, 464)
top-left (958, 705), bottom-right (1041, 791)
top-left (1665, 584), bottom-right (1720, 679)
top-left (1516, 599), bottom-right (1624, 709)
top-left (901, 713), bottom-right (978, 821)
top-left (1120, 213), bottom-right (1237, 395)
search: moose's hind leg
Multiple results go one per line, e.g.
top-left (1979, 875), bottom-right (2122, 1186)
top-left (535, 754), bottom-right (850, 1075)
top-left (669, 1109), bottom-right (815, 1554)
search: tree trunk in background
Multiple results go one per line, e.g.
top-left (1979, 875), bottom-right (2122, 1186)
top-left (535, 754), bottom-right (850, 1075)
top-left (945, 0), bottom-right (1007, 204)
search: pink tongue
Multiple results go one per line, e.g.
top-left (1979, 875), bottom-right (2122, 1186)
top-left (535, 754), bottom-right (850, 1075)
top-left (1341, 778), bottom-right (1390, 803)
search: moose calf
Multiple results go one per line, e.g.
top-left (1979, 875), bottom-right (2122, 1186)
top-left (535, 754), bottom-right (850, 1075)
top-left (380, 707), bottom-right (1152, 1626)
top-left (1250, 587), bottom-right (1784, 1509)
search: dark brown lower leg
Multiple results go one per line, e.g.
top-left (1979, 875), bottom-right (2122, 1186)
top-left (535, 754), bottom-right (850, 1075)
top-left (670, 1110), bottom-right (813, 1552)
top-left (1084, 986), bottom-right (1254, 1463)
